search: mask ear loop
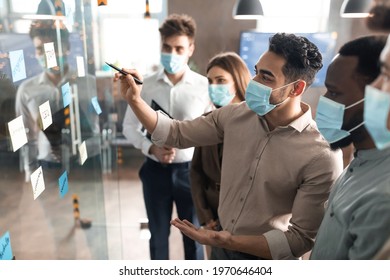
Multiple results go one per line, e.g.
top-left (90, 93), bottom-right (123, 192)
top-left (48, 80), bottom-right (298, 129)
top-left (271, 80), bottom-right (299, 105)
top-left (345, 98), bottom-right (365, 109)
top-left (272, 80), bottom-right (298, 92)
top-left (345, 98), bottom-right (366, 133)
top-left (348, 121), bottom-right (365, 133)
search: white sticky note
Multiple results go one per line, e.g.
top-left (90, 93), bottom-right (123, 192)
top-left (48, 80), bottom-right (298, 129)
top-left (30, 166), bottom-right (45, 200)
top-left (78, 141), bottom-right (88, 165)
top-left (44, 42), bottom-right (57, 68)
top-left (76, 56), bottom-right (86, 77)
top-left (39, 100), bottom-right (53, 130)
top-left (9, 49), bottom-right (27, 82)
top-left (91, 96), bottom-right (102, 115)
top-left (7, 116), bottom-right (28, 152)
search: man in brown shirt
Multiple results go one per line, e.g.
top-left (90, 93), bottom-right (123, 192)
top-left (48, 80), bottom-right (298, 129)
top-left (115, 33), bottom-right (343, 260)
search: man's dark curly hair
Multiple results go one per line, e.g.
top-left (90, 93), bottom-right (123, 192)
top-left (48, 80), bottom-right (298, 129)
top-left (269, 33), bottom-right (323, 87)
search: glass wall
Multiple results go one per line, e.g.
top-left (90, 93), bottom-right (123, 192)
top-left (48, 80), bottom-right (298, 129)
top-left (0, 0), bottom-right (107, 260)
top-left (0, 0), bottom-right (167, 261)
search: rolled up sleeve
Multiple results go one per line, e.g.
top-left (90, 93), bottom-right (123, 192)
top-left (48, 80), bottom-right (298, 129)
top-left (151, 111), bottom-right (172, 146)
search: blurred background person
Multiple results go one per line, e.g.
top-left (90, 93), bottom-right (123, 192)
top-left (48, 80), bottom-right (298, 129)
top-left (15, 19), bottom-right (99, 183)
top-left (366, 0), bottom-right (390, 33)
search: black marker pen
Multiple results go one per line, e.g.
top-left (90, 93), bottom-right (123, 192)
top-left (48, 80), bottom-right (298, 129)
top-left (105, 62), bottom-right (143, 85)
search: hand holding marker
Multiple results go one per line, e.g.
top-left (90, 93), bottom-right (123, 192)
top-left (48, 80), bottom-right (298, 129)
top-left (105, 62), bottom-right (143, 85)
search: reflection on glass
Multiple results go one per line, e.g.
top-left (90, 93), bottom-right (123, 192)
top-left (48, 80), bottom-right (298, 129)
top-left (0, 0), bottom-right (108, 259)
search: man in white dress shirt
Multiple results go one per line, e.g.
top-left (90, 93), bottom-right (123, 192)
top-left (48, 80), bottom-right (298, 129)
top-left (122, 13), bottom-right (212, 260)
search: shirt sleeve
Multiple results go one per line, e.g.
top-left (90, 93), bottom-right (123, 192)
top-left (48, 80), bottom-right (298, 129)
top-left (152, 110), bottom-right (223, 148)
top-left (349, 195), bottom-right (390, 259)
top-left (122, 104), bottom-right (157, 161)
top-left (15, 85), bottom-right (39, 177)
top-left (265, 147), bottom-right (343, 259)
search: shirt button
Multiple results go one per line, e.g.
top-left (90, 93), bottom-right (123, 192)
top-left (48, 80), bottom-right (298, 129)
top-left (249, 176), bottom-right (253, 180)
top-left (330, 212), bottom-right (334, 217)
top-left (349, 168), bottom-right (353, 172)
top-left (240, 197), bottom-right (244, 202)
top-left (231, 219), bottom-right (235, 223)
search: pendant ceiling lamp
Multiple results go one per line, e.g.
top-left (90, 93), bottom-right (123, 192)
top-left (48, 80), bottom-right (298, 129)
top-left (233, 0), bottom-right (264, 20)
top-left (340, 0), bottom-right (371, 18)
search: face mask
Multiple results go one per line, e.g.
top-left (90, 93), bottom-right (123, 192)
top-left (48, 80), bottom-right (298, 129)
top-left (245, 79), bottom-right (294, 116)
top-left (160, 52), bottom-right (187, 74)
top-left (57, 56), bottom-right (67, 68)
top-left (37, 55), bottom-right (67, 74)
top-left (315, 95), bottom-right (364, 144)
top-left (208, 84), bottom-right (235, 107)
top-left (36, 55), bottom-right (47, 69)
top-left (364, 85), bottom-right (390, 150)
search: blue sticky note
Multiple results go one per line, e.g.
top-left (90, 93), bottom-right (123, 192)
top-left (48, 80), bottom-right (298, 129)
top-left (9, 49), bottom-right (27, 82)
top-left (0, 231), bottom-right (13, 260)
top-left (58, 171), bottom-right (69, 198)
top-left (61, 82), bottom-right (71, 108)
top-left (91, 96), bottom-right (102, 115)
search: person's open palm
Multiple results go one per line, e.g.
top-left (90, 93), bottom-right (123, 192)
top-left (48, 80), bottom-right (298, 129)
top-left (171, 218), bottom-right (231, 247)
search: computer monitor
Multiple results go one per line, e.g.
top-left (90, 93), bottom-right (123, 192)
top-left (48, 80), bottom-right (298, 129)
top-left (239, 32), bottom-right (337, 87)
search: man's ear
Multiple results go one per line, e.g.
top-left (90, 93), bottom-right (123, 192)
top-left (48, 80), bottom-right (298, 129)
top-left (291, 80), bottom-right (307, 97)
top-left (188, 42), bottom-right (195, 58)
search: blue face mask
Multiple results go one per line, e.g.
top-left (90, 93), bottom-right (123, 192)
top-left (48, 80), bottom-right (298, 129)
top-left (37, 55), bottom-right (67, 75)
top-left (160, 52), bottom-right (187, 74)
top-left (245, 79), bottom-right (294, 116)
top-left (208, 84), bottom-right (234, 107)
top-left (315, 95), bottom-right (364, 144)
top-left (36, 55), bottom-right (47, 69)
top-left (364, 85), bottom-right (390, 150)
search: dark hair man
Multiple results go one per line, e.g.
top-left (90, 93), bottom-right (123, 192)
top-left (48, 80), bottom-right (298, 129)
top-left (117, 33), bottom-right (343, 260)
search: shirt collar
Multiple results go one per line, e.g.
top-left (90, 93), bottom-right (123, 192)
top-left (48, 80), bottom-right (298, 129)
top-left (355, 145), bottom-right (390, 161)
top-left (37, 71), bottom-right (73, 86)
top-left (38, 72), bottom-right (50, 85)
top-left (287, 102), bottom-right (312, 132)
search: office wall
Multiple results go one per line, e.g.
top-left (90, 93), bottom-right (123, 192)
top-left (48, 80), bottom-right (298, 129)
top-left (168, 0), bottom-right (385, 77)
top-left (167, 0), bottom-right (386, 114)
top-left (168, 0), bottom-right (256, 75)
